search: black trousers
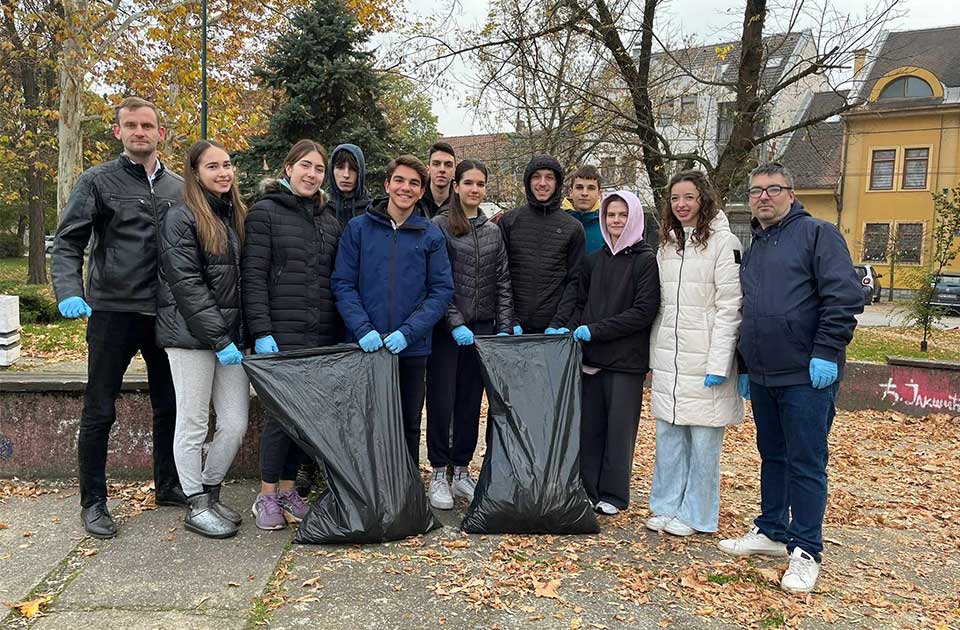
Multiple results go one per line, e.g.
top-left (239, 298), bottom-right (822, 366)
top-left (425, 321), bottom-right (493, 469)
top-left (259, 417), bottom-right (305, 484)
top-left (398, 355), bottom-right (428, 467)
top-left (79, 311), bottom-right (179, 508)
top-left (580, 370), bottom-right (646, 509)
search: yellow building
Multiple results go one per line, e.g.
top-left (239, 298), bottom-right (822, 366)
top-left (780, 25), bottom-right (960, 296)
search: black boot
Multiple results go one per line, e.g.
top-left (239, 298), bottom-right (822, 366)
top-left (295, 462), bottom-right (316, 498)
top-left (204, 483), bottom-right (242, 526)
top-left (155, 483), bottom-right (189, 508)
top-left (81, 501), bottom-right (117, 539)
top-left (184, 493), bottom-right (238, 539)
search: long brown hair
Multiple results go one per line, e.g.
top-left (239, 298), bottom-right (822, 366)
top-left (183, 140), bottom-right (247, 255)
top-left (447, 160), bottom-right (489, 237)
top-left (659, 169), bottom-right (719, 252)
top-left (280, 139), bottom-right (328, 200)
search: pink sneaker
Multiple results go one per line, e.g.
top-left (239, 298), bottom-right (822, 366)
top-left (252, 494), bottom-right (285, 531)
top-left (278, 489), bottom-right (310, 523)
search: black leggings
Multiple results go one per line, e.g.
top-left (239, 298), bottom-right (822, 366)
top-left (259, 417), bottom-right (304, 484)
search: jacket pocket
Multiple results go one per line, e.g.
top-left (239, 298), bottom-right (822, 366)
top-left (756, 315), bottom-right (809, 373)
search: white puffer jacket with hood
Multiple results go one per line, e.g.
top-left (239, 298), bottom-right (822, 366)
top-left (649, 210), bottom-right (745, 426)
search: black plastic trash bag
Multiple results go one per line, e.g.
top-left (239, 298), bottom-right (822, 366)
top-left (460, 335), bottom-right (599, 534)
top-left (243, 345), bottom-right (440, 544)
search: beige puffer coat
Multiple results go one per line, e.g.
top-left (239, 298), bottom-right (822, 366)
top-left (650, 211), bottom-right (745, 426)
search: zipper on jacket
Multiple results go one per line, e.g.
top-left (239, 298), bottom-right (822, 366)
top-left (387, 221), bottom-right (399, 332)
top-left (472, 223), bottom-right (481, 321)
top-left (671, 243), bottom-right (686, 424)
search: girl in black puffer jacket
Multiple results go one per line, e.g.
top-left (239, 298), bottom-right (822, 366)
top-left (158, 140), bottom-right (249, 540)
top-left (425, 159), bottom-right (516, 510)
top-left (241, 140), bottom-right (342, 532)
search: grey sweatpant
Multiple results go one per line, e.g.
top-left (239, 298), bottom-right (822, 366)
top-left (167, 348), bottom-right (250, 496)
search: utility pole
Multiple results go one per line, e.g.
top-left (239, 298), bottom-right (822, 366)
top-left (200, 0), bottom-right (208, 139)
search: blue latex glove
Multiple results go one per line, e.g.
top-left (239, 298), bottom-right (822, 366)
top-left (544, 327), bottom-right (560, 335)
top-left (384, 331), bottom-right (408, 354)
top-left (512, 325), bottom-right (523, 335)
top-left (573, 325), bottom-right (591, 342)
top-left (738, 374), bottom-right (751, 400)
top-left (451, 325), bottom-right (475, 346)
top-left (216, 343), bottom-right (243, 365)
top-left (254, 335), bottom-right (278, 354)
top-left (58, 296), bottom-right (92, 319)
top-left (704, 374), bottom-right (727, 388)
top-left (359, 330), bottom-right (383, 353)
top-left (496, 331), bottom-right (510, 337)
top-left (809, 358), bottom-right (838, 389)
top-left (556, 327), bottom-right (570, 334)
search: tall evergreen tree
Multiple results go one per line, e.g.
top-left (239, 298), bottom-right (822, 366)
top-left (236, 0), bottom-right (398, 192)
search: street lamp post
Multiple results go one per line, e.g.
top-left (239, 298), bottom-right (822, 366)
top-left (200, 0), bottom-right (208, 139)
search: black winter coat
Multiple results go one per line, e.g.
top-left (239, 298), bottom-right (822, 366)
top-left (498, 155), bottom-right (585, 331)
top-left (156, 194), bottom-right (245, 351)
top-left (572, 242), bottom-right (660, 373)
top-left (241, 182), bottom-right (342, 351)
top-left (433, 211), bottom-right (514, 333)
top-left (52, 156), bottom-right (183, 313)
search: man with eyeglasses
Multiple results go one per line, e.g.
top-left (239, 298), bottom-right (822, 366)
top-left (718, 163), bottom-right (862, 594)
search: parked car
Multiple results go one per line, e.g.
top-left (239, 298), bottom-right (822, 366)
top-left (854, 264), bottom-right (883, 304)
top-left (44, 235), bottom-right (55, 255)
top-left (931, 274), bottom-right (960, 314)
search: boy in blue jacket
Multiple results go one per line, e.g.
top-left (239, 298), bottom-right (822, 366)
top-left (332, 155), bottom-right (455, 465)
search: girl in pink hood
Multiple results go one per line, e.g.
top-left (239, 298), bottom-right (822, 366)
top-left (570, 190), bottom-right (661, 515)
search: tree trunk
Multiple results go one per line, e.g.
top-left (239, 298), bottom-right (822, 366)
top-left (711, 0), bottom-right (767, 202)
top-left (57, 3), bottom-right (85, 223)
top-left (16, 212), bottom-right (27, 257)
top-left (27, 168), bottom-right (47, 284)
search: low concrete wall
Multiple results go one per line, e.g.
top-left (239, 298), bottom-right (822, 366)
top-left (2, 358), bottom-right (958, 478)
top-left (0, 374), bottom-right (265, 479)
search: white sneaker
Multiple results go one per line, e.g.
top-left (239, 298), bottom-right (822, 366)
top-left (429, 469), bottom-right (454, 510)
top-left (451, 467), bottom-right (477, 502)
top-left (663, 518), bottom-right (695, 537)
top-left (781, 547), bottom-right (820, 593)
top-left (718, 526), bottom-right (788, 557)
top-left (645, 515), bottom-right (672, 531)
top-left (595, 501), bottom-right (619, 516)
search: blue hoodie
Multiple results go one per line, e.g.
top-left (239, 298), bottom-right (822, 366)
top-left (738, 200), bottom-right (864, 387)
top-left (325, 144), bottom-right (371, 227)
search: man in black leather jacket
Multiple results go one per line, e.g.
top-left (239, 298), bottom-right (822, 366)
top-left (52, 97), bottom-right (186, 538)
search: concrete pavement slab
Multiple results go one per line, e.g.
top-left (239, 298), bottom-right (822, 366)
top-left (32, 610), bottom-right (241, 630)
top-left (0, 489), bottom-right (87, 604)
top-left (54, 482), bottom-right (292, 615)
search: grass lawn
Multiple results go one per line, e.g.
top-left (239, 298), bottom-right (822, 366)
top-left (2, 256), bottom-right (960, 366)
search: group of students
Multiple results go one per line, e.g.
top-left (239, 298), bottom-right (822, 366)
top-left (53, 96), bottom-right (865, 595)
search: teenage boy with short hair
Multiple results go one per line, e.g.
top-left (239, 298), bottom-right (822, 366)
top-left (498, 155), bottom-right (586, 334)
top-left (563, 165), bottom-right (604, 254)
top-left (419, 142), bottom-right (456, 219)
top-left (325, 143), bottom-right (371, 227)
top-left (332, 155), bottom-right (455, 465)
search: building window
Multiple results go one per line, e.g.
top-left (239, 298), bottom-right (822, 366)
top-left (716, 101), bottom-right (736, 149)
top-left (862, 222), bottom-right (890, 262)
top-left (657, 98), bottom-right (675, 126)
top-left (902, 148), bottom-right (929, 189)
top-left (679, 95), bottom-right (698, 123)
top-left (600, 157), bottom-right (617, 184)
top-left (869, 149), bottom-right (896, 190)
top-left (878, 76), bottom-right (934, 100)
top-left (894, 222), bottom-right (923, 264)
top-left (764, 56), bottom-right (783, 69)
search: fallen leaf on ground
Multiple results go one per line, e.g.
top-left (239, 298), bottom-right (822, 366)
top-left (533, 578), bottom-right (562, 600)
top-left (8, 596), bottom-right (51, 618)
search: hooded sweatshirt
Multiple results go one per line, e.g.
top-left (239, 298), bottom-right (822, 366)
top-left (571, 191), bottom-right (660, 373)
top-left (497, 155), bottom-right (586, 331)
top-left (325, 144), bottom-right (371, 228)
top-left (563, 197), bottom-right (604, 255)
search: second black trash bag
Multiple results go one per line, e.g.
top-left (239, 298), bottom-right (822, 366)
top-left (460, 335), bottom-right (599, 534)
top-left (242, 345), bottom-right (440, 544)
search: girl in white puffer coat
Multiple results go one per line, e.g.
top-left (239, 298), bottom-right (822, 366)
top-left (647, 170), bottom-right (745, 536)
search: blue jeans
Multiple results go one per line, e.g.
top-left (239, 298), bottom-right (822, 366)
top-left (750, 381), bottom-right (838, 562)
top-left (648, 420), bottom-right (725, 532)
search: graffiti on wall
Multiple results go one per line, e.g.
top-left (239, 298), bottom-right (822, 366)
top-left (878, 374), bottom-right (960, 413)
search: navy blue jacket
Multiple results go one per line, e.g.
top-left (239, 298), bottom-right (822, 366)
top-left (332, 201), bottom-right (455, 357)
top-left (738, 201), bottom-right (863, 387)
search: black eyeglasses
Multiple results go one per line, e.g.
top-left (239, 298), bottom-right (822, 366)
top-left (748, 185), bottom-right (793, 199)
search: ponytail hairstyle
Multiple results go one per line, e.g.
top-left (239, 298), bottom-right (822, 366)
top-left (447, 159), bottom-right (489, 237)
top-left (659, 169), bottom-right (718, 253)
top-left (182, 140), bottom-right (247, 255)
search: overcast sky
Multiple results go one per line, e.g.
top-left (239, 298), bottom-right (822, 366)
top-left (400, 0), bottom-right (955, 136)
